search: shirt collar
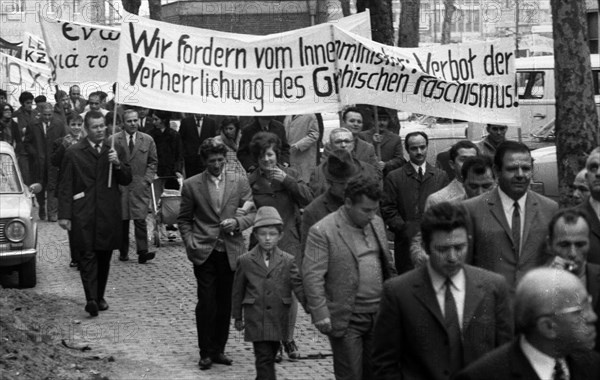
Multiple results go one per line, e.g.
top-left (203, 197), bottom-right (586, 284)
top-left (208, 172), bottom-right (223, 183)
top-left (498, 187), bottom-right (527, 214)
top-left (88, 139), bottom-right (101, 148)
top-left (427, 263), bottom-right (465, 293)
top-left (127, 131), bottom-right (137, 140)
top-left (520, 335), bottom-right (558, 380)
top-left (410, 161), bottom-right (427, 175)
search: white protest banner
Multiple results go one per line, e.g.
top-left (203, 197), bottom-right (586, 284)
top-left (117, 15), bottom-right (518, 124)
top-left (22, 32), bottom-right (47, 65)
top-left (40, 18), bottom-right (120, 83)
top-left (333, 29), bottom-right (518, 125)
top-left (0, 52), bottom-right (54, 105)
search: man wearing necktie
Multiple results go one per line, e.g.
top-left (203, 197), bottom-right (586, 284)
top-left (58, 110), bottom-right (132, 317)
top-left (455, 267), bottom-right (600, 380)
top-left (462, 141), bottom-right (558, 290)
top-left (372, 202), bottom-right (513, 380)
top-left (381, 131), bottom-right (449, 274)
top-left (110, 109), bottom-right (158, 263)
top-left (179, 113), bottom-right (218, 177)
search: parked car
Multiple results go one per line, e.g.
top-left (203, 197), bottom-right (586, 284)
top-left (0, 141), bottom-right (41, 288)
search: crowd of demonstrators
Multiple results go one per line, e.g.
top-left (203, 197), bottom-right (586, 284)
top-left (5, 85), bottom-right (600, 379)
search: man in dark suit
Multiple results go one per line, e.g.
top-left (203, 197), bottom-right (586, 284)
top-left (358, 107), bottom-right (405, 176)
top-left (303, 175), bottom-right (396, 380)
top-left (455, 267), bottom-right (600, 380)
top-left (58, 110), bottom-right (132, 316)
top-left (179, 113), bottom-right (218, 177)
top-left (178, 138), bottom-right (256, 370)
top-left (382, 131), bottom-right (449, 273)
top-left (372, 202), bottom-right (513, 380)
top-left (575, 150), bottom-right (600, 265)
top-left (237, 116), bottom-right (290, 172)
top-left (545, 209), bottom-right (600, 352)
top-left (462, 141), bottom-right (558, 289)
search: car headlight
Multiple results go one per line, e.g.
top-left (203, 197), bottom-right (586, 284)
top-left (6, 220), bottom-right (26, 242)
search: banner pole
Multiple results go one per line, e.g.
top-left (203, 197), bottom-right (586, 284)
top-left (108, 83), bottom-right (118, 187)
top-left (373, 106), bottom-right (381, 159)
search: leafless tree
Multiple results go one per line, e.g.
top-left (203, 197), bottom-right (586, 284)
top-left (398, 0), bottom-right (419, 47)
top-left (441, 0), bottom-right (456, 44)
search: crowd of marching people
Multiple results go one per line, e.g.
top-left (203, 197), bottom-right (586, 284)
top-left (1, 85), bottom-right (600, 380)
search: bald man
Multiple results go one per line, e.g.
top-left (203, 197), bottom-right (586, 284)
top-left (456, 268), bottom-right (600, 380)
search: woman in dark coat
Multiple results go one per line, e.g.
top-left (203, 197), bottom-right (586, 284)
top-left (0, 102), bottom-right (21, 148)
top-left (248, 131), bottom-right (313, 360)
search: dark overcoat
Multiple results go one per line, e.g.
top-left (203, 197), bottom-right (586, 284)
top-left (57, 139), bottom-right (132, 251)
top-left (231, 247), bottom-right (304, 342)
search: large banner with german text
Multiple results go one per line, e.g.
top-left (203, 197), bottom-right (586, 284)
top-left (116, 15), bottom-right (518, 124)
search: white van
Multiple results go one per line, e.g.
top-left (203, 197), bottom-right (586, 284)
top-left (516, 54), bottom-right (600, 140)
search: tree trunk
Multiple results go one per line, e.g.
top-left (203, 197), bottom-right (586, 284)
top-left (551, 0), bottom-right (599, 207)
top-left (398, 0), bottom-right (420, 47)
top-left (121, 0), bottom-right (141, 15)
top-left (441, 0), bottom-right (456, 44)
top-left (340, 0), bottom-right (352, 17)
top-left (356, 0), bottom-right (394, 45)
top-left (148, 0), bottom-right (162, 21)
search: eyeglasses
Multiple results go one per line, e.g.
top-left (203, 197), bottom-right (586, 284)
top-left (490, 126), bottom-right (507, 132)
top-left (333, 139), bottom-right (353, 144)
top-left (537, 295), bottom-right (593, 318)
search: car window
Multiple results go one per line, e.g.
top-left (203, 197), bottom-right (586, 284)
top-left (0, 153), bottom-right (22, 193)
top-left (517, 71), bottom-right (545, 99)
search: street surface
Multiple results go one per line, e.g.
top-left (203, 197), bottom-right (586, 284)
top-left (26, 215), bottom-right (335, 379)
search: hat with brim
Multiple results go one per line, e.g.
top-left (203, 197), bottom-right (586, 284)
top-left (323, 148), bottom-right (359, 183)
top-left (254, 206), bottom-right (283, 228)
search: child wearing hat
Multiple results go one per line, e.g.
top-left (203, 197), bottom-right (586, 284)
top-left (232, 206), bottom-right (304, 380)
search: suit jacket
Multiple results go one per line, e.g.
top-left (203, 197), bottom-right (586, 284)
top-left (237, 118), bottom-right (291, 171)
top-left (455, 339), bottom-right (600, 380)
top-left (302, 209), bottom-right (396, 337)
top-left (178, 115), bottom-right (218, 159)
top-left (178, 170), bottom-right (256, 271)
top-left (372, 265), bottom-right (513, 380)
top-left (231, 247), bottom-right (304, 342)
top-left (462, 188), bottom-right (558, 289)
top-left (574, 199), bottom-right (600, 265)
top-left (358, 128), bottom-right (406, 175)
top-left (110, 131), bottom-right (158, 220)
top-left (588, 263), bottom-right (600, 352)
top-left (57, 140), bottom-right (132, 251)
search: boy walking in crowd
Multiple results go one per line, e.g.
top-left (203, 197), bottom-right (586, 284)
top-left (232, 206), bottom-right (304, 380)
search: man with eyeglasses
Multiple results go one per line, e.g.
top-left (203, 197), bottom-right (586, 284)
top-left (372, 202), bottom-right (512, 380)
top-left (575, 149), bottom-right (600, 265)
top-left (308, 128), bottom-right (380, 197)
top-left (476, 124), bottom-right (508, 159)
top-left (546, 209), bottom-right (600, 352)
top-left (456, 267), bottom-right (600, 380)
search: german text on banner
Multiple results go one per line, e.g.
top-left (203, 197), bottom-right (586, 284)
top-left (117, 16), bottom-right (518, 124)
top-left (0, 52), bottom-right (54, 104)
top-left (40, 17), bottom-right (120, 83)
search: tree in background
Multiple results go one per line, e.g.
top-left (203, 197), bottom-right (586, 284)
top-left (551, 0), bottom-right (599, 207)
top-left (398, 0), bottom-right (420, 47)
top-left (357, 0), bottom-right (394, 45)
top-left (120, 0), bottom-right (140, 15)
top-left (121, 0), bottom-right (161, 20)
top-left (441, 0), bottom-right (457, 44)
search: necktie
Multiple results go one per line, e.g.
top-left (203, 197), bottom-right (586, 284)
top-left (512, 201), bottom-right (521, 256)
top-left (553, 358), bottom-right (568, 380)
top-left (444, 278), bottom-right (463, 373)
top-left (418, 167), bottom-right (424, 182)
top-left (128, 134), bottom-right (134, 154)
top-left (94, 143), bottom-right (101, 153)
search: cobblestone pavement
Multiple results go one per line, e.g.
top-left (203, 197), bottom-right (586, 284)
top-left (30, 217), bottom-right (335, 380)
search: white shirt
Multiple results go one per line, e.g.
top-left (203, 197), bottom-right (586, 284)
top-left (427, 264), bottom-right (466, 329)
top-left (498, 187), bottom-right (526, 244)
top-left (88, 139), bottom-right (102, 151)
top-left (196, 116), bottom-right (203, 136)
top-left (127, 132), bottom-right (137, 147)
top-left (410, 161), bottom-right (427, 176)
top-left (520, 335), bottom-right (569, 380)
